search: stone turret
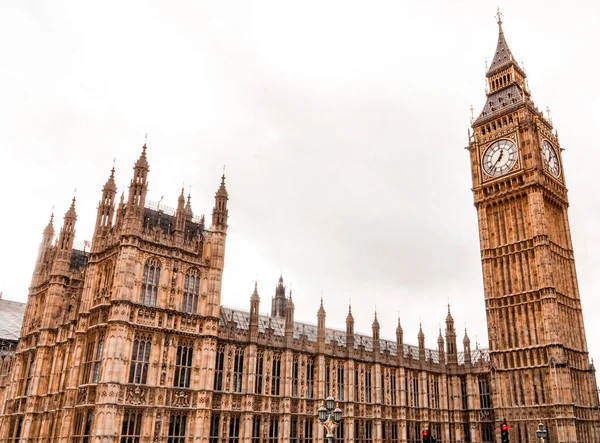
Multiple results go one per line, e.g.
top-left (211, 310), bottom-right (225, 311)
top-left (52, 198), bottom-right (77, 276)
top-left (123, 144), bottom-right (149, 235)
top-left (464, 329), bottom-right (472, 366)
top-left (271, 275), bottom-right (287, 318)
top-left (317, 298), bottom-right (326, 351)
top-left (249, 282), bottom-right (260, 342)
top-left (372, 311), bottom-right (380, 355)
top-left (284, 290), bottom-right (294, 345)
top-left (396, 317), bottom-right (404, 362)
top-left (445, 305), bottom-right (458, 365)
top-left (418, 324), bottom-right (425, 361)
top-left (346, 305), bottom-right (354, 355)
top-left (93, 167), bottom-right (117, 246)
top-left (437, 329), bottom-right (445, 364)
top-left (31, 214), bottom-right (55, 286)
top-left (211, 174), bottom-right (228, 232)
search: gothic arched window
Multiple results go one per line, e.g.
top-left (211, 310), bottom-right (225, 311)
top-left (140, 258), bottom-right (161, 306)
top-left (214, 346), bottom-right (225, 391)
top-left (182, 269), bottom-right (200, 314)
top-left (174, 343), bottom-right (193, 389)
top-left (129, 335), bottom-right (151, 384)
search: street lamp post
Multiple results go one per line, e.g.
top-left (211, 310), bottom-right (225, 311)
top-left (318, 396), bottom-right (342, 443)
top-left (536, 422), bottom-right (548, 443)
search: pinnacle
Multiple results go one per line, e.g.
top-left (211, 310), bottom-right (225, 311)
top-left (215, 173), bottom-right (228, 198)
top-left (43, 213), bottom-right (55, 234)
top-left (177, 188), bottom-right (186, 207)
top-left (103, 166), bottom-right (117, 191)
top-left (372, 310), bottom-right (380, 327)
top-left (65, 197), bottom-right (77, 219)
top-left (135, 143), bottom-right (149, 169)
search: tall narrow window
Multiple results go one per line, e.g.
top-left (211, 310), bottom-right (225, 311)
top-left (292, 357), bottom-right (299, 398)
top-left (365, 420), bottom-right (373, 443)
top-left (82, 335), bottom-right (104, 384)
top-left (233, 348), bottom-right (244, 393)
top-left (304, 419), bottom-right (313, 443)
top-left (92, 336), bottom-right (104, 383)
top-left (167, 413), bottom-right (187, 443)
top-left (391, 422), bottom-right (399, 443)
top-left (413, 376), bottom-right (419, 407)
top-left (251, 416), bottom-right (260, 443)
top-left (365, 368), bottom-right (372, 403)
top-left (23, 354), bottom-right (35, 395)
top-left (209, 413), bottom-right (220, 443)
top-left (129, 335), bottom-right (151, 384)
top-left (381, 372), bottom-right (385, 404)
top-left (8, 416), bottom-right (24, 443)
top-left (271, 354), bottom-right (281, 396)
top-left (463, 422), bottom-right (471, 442)
top-left (354, 368), bottom-right (359, 401)
top-left (433, 376), bottom-right (440, 408)
top-left (325, 360), bottom-right (331, 397)
top-left (404, 373), bottom-right (408, 407)
top-left (73, 409), bottom-right (93, 443)
top-left (182, 269), bottom-right (200, 314)
top-left (337, 364), bottom-right (344, 401)
top-left (120, 410), bottom-right (143, 443)
top-left (306, 358), bottom-right (314, 399)
top-left (460, 375), bottom-right (468, 410)
top-left (254, 351), bottom-right (263, 394)
top-left (335, 420), bottom-right (344, 441)
top-left (268, 417), bottom-right (278, 443)
top-left (140, 258), bottom-right (160, 306)
top-left (290, 418), bottom-right (298, 443)
top-left (478, 375), bottom-right (492, 409)
top-left (481, 423), bottom-right (494, 442)
top-left (228, 416), bottom-right (240, 443)
top-left (214, 346), bottom-right (224, 391)
top-left (390, 371), bottom-right (397, 405)
top-left (174, 343), bottom-right (193, 388)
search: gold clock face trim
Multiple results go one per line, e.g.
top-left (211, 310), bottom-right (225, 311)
top-left (542, 140), bottom-right (560, 178)
top-left (482, 139), bottom-right (518, 177)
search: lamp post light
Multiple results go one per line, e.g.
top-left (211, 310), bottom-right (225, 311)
top-left (318, 396), bottom-right (342, 443)
top-left (536, 422), bottom-right (548, 443)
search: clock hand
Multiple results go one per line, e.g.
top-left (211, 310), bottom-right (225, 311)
top-left (492, 149), bottom-right (504, 168)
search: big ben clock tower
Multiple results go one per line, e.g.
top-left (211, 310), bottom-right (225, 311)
top-left (468, 13), bottom-right (600, 442)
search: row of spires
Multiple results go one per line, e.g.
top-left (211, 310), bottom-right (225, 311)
top-left (34, 143), bottom-right (229, 281)
top-left (94, 143), bottom-right (229, 242)
top-left (251, 277), bottom-right (475, 364)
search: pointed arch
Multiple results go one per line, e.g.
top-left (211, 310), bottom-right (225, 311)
top-left (182, 268), bottom-right (200, 314)
top-left (140, 258), bottom-right (161, 306)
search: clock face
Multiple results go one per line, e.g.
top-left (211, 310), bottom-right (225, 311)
top-left (542, 140), bottom-right (560, 177)
top-left (482, 139), bottom-right (518, 177)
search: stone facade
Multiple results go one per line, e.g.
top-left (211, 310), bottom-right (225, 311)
top-left (0, 16), bottom-right (599, 443)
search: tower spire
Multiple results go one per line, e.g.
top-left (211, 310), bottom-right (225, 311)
top-left (211, 173), bottom-right (228, 231)
top-left (473, 12), bottom-right (531, 125)
top-left (94, 166), bottom-right (117, 242)
top-left (173, 187), bottom-right (187, 238)
top-left (124, 142), bottom-right (150, 234)
top-left (32, 212), bottom-right (56, 285)
top-left (271, 274), bottom-right (287, 318)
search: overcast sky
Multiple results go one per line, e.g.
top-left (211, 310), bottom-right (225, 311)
top-left (1, 1), bottom-right (599, 363)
